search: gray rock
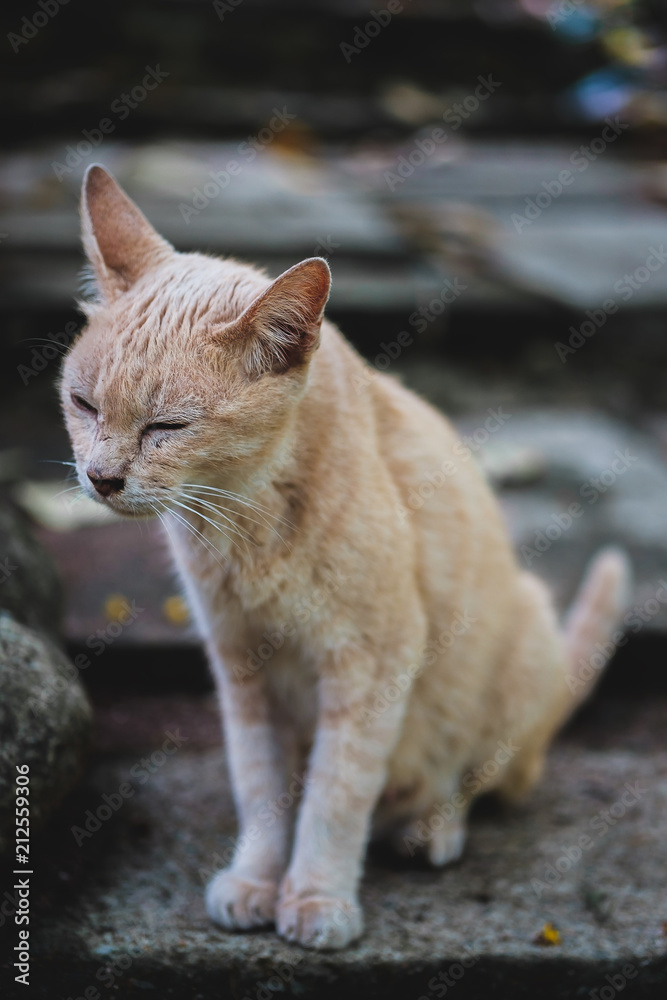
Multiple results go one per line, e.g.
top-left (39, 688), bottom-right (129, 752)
top-left (0, 493), bottom-right (92, 855)
top-left (0, 490), bottom-right (62, 638)
top-left (0, 613), bottom-right (92, 856)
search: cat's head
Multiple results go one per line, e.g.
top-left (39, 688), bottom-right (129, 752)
top-left (61, 165), bottom-right (330, 518)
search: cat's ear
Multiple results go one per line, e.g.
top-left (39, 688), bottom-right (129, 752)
top-left (81, 164), bottom-right (174, 301)
top-left (218, 258), bottom-right (331, 377)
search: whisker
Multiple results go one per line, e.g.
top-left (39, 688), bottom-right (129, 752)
top-left (157, 502), bottom-right (231, 568)
top-left (158, 502), bottom-right (217, 555)
top-left (54, 484), bottom-right (84, 500)
top-left (179, 490), bottom-right (289, 549)
top-left (180, 482), bottom-right (291, 519)
top-left (168, 497), bottom-right (251, 552)
top-left (179, 490), bottom-right (268, 533)
top-left (149, 502), bottom-right (179, 558)
top-left (182, 482), bottom-right (295, 532)
top-left (20, 338), bottom-right (69, 353)
top-left (163, 497), bottom-right (242, 554)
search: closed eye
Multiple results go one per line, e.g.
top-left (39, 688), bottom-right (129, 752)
top-left (144, 422), bottom-right (190, 432)
top-left (71, 393), bottom-right (97, 415)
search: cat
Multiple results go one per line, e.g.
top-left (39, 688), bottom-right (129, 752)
top-left (61, 164), bottom-right (631, 951)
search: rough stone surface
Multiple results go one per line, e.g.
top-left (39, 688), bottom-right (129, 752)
top-left (0, 492), bottom-right (62, 638)
top-left (2, 692), bottom-right (665, 999)
top-left (0, 613), bottom-right (92, 856)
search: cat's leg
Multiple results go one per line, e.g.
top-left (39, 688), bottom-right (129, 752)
top-left (276, 649), bottom-right (415, 950)
top-left (393, 804), bottom-right (469, 866)
top-left (206, 667), bottom-right (292, 930)
top-left (389, 775), bottom-right (470, 867)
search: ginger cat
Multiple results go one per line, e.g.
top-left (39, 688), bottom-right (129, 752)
top-left (61, 165), bottom-right (631, 951)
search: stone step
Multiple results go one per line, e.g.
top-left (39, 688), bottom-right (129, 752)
top-left (4, 141), bottom-right (667, 315)
top-left (2, 690), bottom-right (665, 999)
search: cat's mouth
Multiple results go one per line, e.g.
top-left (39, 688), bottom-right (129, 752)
top-left (107, 502), bottom-right (156, 519)
top-left (96, 497), bottom-right (156, 519)
top-left (82, 482), bottom-right (157, 520)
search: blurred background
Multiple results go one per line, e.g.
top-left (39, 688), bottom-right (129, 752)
top-left (2, 0), bottom-right (667, 666)
top-left (1, 2), bottom-right (667, 991)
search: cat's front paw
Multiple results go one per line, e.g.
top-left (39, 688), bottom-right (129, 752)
top-left (205, 870), bottom-right (278, 930)
top-left (276, 892), bottom-right (363, 950)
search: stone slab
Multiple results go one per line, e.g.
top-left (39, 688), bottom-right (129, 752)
top-left (34, 520), bottom-right (195, 649)
top-left (5, 141), bottom-right (667, 314)
top-left (1, 692), bottom-right (665, 999)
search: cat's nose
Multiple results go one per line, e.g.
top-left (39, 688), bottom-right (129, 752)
top-left (87, 467), bottom-right (125, 497)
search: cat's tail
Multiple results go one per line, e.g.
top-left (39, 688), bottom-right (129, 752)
top-left (561, 547), bottom-right (633, 710)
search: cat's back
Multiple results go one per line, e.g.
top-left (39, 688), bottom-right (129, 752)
top-left (313, 324), bottom-right (517, 590)
top-left (368, 365), bottom-right (489, 508)
top-left (367, 361), bottom-right (519, 606)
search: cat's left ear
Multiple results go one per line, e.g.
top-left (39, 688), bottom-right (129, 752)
top-left (81, 164), bottom-right (174, 301)
top-left (218, 258), bottom-right (331, 376)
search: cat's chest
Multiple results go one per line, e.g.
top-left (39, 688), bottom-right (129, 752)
top-left (166, 517), bottom-right (319, 641)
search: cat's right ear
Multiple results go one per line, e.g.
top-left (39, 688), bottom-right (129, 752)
top-left (214, 258), bottom-right (331, 378)
top-left (81, 164), bottom-right (174, 302)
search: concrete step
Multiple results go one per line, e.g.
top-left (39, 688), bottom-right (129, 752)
top-left (2, 691), bottom-right (666, 999)
top-left (4, 141), bottom-right (667, 316)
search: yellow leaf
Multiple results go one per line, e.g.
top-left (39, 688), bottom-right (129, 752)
top-left (534, 922), bottom-right (561, 946)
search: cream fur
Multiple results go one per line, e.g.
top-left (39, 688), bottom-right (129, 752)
top-left (61, 165), bottom-right (632, 951)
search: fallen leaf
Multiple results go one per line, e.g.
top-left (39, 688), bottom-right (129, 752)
top-left (534, 922), bottom-right (561, 946)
